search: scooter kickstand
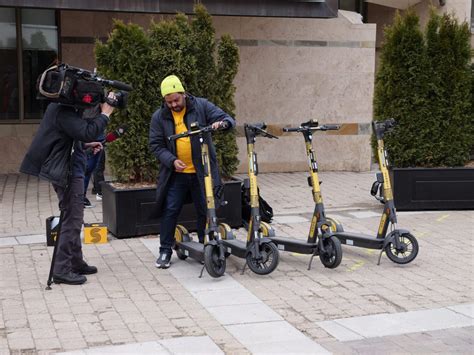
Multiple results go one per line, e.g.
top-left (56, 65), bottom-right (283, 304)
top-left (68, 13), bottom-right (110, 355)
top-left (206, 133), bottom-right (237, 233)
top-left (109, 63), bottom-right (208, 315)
top-left (377, 250), bottom-right (384, 265)
top-left (199, 264), bottom-right (205, 278)
top-left (240, 262), bottom-right (248, 275)
top-left (308, 252), bottom-right (317, 270)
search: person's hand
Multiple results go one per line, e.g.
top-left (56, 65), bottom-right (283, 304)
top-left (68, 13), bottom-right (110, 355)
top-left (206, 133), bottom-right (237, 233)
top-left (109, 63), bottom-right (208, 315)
top-left (100, 92), bottom-right (116, 117)
top-left (211, 121), bottom-right (226, 130)
top-left (173, 159), bottom-right (187, 172)
top-left (84, 142), bottom-right (103, 155)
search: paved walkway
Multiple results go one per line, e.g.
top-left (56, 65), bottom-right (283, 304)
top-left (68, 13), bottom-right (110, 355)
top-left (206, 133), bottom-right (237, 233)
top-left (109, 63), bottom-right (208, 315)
top-left (1, 172), bottom-right (473, 354)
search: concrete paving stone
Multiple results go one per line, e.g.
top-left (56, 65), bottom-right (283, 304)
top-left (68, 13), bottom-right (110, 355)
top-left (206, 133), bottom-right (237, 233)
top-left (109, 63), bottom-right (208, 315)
top-left (0, 237), bottom-right (18, 246)
top-left (16, 234), bottom-right (44, 244)
top-left (190, 286), bottom-right (263, 308)
top-left (4, 318), bottom-right (28, 329)
top-left (60, 339), bottom-right (88, 351)
top-left (59, 341), bottom-right (167, 355)
top-left (207, 303), bottom-right (283, 326)
top-left (449, 303), bottom-right (474, 319)
top-left (160, 335), bottom-right (224, 354)
top-left (34, 337), bottom-right (62, 350)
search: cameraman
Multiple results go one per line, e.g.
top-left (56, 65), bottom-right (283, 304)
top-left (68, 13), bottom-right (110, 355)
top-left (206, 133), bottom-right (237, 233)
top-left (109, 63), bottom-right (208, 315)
top-left (20, 96), bottom-right (114, 285)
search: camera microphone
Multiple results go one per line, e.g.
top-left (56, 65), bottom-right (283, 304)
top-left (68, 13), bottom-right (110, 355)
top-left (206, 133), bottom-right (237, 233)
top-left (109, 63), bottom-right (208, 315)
top-left (101, 79), bottom-right (133, 92)
top-left (105, 126), bottom-right (127, 143)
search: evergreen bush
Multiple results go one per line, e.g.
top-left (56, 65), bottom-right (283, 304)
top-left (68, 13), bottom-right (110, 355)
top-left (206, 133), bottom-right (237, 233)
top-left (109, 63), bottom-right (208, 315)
top-left (373, 9), bottom-right (473, 167)
top-left (95, 4), bottom-right (239, 183)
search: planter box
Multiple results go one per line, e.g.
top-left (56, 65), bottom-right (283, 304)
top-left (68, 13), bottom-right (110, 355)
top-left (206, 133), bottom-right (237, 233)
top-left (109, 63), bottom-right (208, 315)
top-left (392, 167), bottom-right (474, 211)
top-left (102, 178), bottom-right (242, 238)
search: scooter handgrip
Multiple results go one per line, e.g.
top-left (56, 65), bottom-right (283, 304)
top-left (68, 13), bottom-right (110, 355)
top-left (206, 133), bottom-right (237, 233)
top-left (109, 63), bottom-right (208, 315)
top-left (283, 127), bottom-right (300, 132)
top-left (168, 132), bottom-right (187, 141)
top-left (320, 124), bottom-right (340, 131)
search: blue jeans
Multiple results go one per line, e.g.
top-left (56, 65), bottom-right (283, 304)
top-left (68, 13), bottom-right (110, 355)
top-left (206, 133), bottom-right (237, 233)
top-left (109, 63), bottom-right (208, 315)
top-left (84, 151), bottom-right (101, 195)
top-left (159, 173), bottom-right (206, 254)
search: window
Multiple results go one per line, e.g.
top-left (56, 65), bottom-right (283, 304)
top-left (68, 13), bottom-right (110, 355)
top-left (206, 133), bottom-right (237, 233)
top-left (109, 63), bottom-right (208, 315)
top-left (0, 8), bottom-right (18, 120)
top-left (0, 8), bottom-right (58, 122)
top-left (22, 9), bottom-right (58, 119)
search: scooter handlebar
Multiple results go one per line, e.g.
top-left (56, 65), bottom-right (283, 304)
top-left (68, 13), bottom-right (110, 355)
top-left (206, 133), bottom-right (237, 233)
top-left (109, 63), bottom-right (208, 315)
top-left (246, 123), bottom-right (278, 139)
top-left (319, 124), bottom-right (340, 131)
top-left (168, 124), bottom-right (216, 141)
top-left (284, 123), bottom-right (340, 133)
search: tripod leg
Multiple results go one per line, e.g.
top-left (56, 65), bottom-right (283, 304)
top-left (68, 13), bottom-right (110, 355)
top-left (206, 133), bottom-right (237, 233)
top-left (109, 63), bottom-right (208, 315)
top-left (46, 209), bottom-right (65, 289)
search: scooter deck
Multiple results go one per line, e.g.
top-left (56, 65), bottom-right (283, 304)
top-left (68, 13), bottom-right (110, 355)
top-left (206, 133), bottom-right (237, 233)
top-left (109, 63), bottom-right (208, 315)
top-left (334, 232), bottom-right (384, 250)
top-left (176, 241), bottom-right (204, 262)
top-left (269, 236), bottom-right (316, 254)
top-left (221, 239), bottom-right (247, 258)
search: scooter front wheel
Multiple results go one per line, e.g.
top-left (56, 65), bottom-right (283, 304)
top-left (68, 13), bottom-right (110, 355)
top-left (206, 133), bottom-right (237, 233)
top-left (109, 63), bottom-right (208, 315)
top-left (174, 225), bottom-right (189, 260)
top-left (319, 236), bottom-right (342, 269)
top-left (246, 242), bottom-right (280, 275)
top-left (204, 244), bottom-right (226, 278)
top-left (385, 232), bottom-right (419, 264)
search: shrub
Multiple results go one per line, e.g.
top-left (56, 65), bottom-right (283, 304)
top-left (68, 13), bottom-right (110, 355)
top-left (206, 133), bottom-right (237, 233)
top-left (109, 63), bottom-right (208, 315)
top-left (95, 4), bottom-right (239, 183)
top-left (373, 9), bottom-right (473, 167)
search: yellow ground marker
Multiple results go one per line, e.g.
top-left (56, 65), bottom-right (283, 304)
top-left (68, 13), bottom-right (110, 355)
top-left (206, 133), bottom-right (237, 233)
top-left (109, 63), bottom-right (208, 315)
top-left (436, 214), bottom-right (450, 222)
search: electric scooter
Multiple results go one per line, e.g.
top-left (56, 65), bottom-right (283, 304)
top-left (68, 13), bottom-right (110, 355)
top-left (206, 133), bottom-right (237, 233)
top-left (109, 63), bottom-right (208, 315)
top-left (267, 120), bottom-right (343, 270)
top-left (168, 122), bottom-right (229, 278)
top-left (219, 123), bottom-right (280, 275)
top-left (333, 119), bottom-right (419, 265)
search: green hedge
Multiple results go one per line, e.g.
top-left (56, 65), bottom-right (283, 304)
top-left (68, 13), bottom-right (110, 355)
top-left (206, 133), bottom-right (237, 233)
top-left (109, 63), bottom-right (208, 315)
top-left (95, 4), bottom-right (239, 183)
top-left (373, 9), bottom-right (473, 167)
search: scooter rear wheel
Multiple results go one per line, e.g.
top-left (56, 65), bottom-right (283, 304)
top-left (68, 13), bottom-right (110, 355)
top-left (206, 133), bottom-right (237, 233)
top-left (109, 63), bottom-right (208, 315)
top-left (246, 242), bottom-right (280, 275)
top-left (319, 236), bottom-right (342, 269)
top-left (174, 225), bottom-right (189, 260)
top-left (385, 232), bottom-right (418, 264)
top-left (204, 244), bottom-right (226, 278)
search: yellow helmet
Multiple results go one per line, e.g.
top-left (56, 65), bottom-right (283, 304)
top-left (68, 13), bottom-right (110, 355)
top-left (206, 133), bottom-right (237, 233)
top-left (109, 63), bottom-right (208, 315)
top-left (160, 75), bottom-right (185, 97)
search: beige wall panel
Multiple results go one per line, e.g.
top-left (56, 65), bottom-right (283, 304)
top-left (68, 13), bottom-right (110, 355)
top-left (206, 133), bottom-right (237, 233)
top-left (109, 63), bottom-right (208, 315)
top-left (236, 134), bottom-right (372, 173)
top-left (214, 16), bottom-right (376, 42)
top-left (234, 46), bottom-right (375, 124)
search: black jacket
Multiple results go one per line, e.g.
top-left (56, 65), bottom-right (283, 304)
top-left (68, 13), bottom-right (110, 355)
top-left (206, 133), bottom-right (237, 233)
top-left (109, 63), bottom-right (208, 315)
top-left (149, 94), bottom-right (236, 217)
top-left (20, 103), bottom-right (109, 187)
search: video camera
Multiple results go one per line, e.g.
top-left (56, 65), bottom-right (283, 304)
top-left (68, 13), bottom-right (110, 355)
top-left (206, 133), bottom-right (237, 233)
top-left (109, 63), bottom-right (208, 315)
top-left (37, 63), bottom-right (133, 109)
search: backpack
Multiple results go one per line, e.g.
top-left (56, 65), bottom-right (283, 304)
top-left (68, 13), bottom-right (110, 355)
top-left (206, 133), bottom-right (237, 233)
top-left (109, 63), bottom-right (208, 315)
top-left (241, 183), bottom-right (273, 223)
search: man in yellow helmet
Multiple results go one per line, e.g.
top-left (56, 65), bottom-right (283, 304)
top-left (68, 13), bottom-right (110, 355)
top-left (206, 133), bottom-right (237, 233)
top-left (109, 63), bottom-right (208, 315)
top-left (149, 75), bottom-right (235, 268)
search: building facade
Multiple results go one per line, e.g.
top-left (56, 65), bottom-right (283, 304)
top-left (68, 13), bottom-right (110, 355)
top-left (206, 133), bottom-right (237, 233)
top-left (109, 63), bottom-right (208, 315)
top-left (0, 0), bottom-right (471, 174)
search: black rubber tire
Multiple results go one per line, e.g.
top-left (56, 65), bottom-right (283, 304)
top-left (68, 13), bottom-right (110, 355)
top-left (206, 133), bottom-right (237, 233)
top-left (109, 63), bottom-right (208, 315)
top-left (319, 236), bottom-right (343, 269)
top-left (175, 248), bottom-right (188, 260)
top-left (204, 244), bottom-right (226, 278)
top-left (385, 232), bottom-right (419, 264)
top-left (174, 225), bottom-right (188, 260)
top-left (246, 242), bottom-right (280, 275)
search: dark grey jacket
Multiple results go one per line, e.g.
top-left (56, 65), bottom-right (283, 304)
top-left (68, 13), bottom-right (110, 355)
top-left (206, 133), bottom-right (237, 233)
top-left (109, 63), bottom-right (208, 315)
top-left (149, 94), bottom-right (236, 217)
top-left (20, 103), bottom-right (109, 187)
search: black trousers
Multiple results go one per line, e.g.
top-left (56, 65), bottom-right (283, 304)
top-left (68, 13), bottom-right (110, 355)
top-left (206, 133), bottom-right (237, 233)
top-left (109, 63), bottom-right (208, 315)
top-left (52, 176), bottom-right (85, 274)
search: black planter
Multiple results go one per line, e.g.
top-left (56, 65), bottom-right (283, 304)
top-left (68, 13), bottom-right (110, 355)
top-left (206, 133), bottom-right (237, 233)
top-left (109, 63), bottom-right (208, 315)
top-left (102, 178), bottom-right (242, 238)
top-left (392, 167), bottom-right (474, 211)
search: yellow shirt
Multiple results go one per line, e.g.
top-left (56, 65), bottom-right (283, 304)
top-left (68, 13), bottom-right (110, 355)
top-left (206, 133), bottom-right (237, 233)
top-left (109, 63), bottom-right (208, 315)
top-left (172, 108), bottom-right (196, 173)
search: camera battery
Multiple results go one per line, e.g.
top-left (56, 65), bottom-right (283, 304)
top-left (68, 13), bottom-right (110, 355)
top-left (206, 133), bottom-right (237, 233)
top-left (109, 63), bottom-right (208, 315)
top-left (46, 216), bottom-right (60, 246)
top-left (83, 223), bottom-right (108, 244)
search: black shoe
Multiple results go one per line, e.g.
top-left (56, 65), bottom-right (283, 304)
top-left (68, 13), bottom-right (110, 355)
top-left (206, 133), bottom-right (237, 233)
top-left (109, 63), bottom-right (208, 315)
top-left (53, 272), bottom-right (87, 285)
top-left (84, 196), bottom-right (94, 208)
top-left (73, 263), bottom-right (98, 275)
top-left (155, 251), bottom-right (172, 269)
